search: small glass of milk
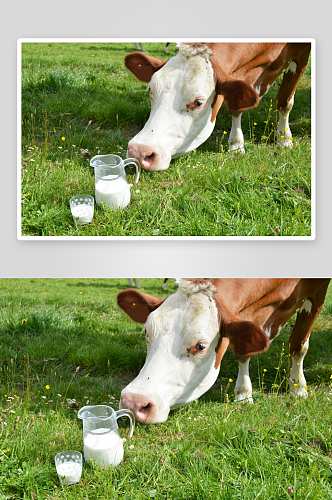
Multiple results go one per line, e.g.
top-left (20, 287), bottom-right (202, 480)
top-left (69, 195), bottom-right (94, 225)
top-left (54, 450), bottom-right (82, 485)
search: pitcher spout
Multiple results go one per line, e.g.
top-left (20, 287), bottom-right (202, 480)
top-left (90, 154), bottom-right (115, 168)
top-left (77, 405), bottom-right (115, 421)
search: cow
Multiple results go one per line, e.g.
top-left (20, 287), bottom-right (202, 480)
top-left (124, 42), bottom-right (311, 171)
top-left (117, 278), bottom-right (330, 424)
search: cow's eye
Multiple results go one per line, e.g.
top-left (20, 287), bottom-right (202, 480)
top-left (194, 99), bottom-right (204, 107)
top-left (186, 98), bottom-right (206, 111)
top-left (187, 342), bottom-right (209, 355)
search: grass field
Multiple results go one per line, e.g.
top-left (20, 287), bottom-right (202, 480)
top-left (0, 278), bottom-right (331, 499)
top-left (20, 42), bottom-right (313, 237)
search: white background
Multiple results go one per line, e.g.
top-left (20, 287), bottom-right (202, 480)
top-left (2, 0), bottom-right (331, 278)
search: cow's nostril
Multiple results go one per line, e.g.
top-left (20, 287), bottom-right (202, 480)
top-left (139, 403), bottom-right (151, 415)
top-left (144, 153), bottom-right (155, 163)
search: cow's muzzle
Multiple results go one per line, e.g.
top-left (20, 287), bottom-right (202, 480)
top-left (127, 141), bottom-right (171, 171)
top-left (120, 390), bottom-right (169, 424)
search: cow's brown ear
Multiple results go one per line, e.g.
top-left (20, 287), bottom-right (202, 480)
top-left (117, 289), bottom-right (165, 324)
top-left (224, 320), bottom-right (270, 357)
top-left (124, 53), bottom-right (168, 83)
top-left (217, 80), bottom-right (259, 113)
top-left (211, 60), bottom-right (259, 113)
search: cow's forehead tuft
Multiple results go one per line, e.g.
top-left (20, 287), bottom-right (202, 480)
top-left (176, 278), bottom-right (217, 298)
top-left (177, 43), bottom-right (213, 61)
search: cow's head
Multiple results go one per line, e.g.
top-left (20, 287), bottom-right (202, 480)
top-left (124, 43), bottom-right (259, 171)
top-left (117, 279), bottom-right (269, 424)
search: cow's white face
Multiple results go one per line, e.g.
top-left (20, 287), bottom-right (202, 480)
top-left (127, 46), bottom-right (217, 171)
top-left (120, 285), bottom-right (221, 423)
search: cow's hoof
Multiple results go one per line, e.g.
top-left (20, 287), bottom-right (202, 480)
top-left (234, 392), bottom-right (253, 403)
top-left (276, 133), bottom-right (293, 148)
top-left (277, 141), bottom-right (293, 148)
top-left (289, 387), bottom-right (308, 397)
top-left (228, 142), bottom-right (245, 153)
top-left (288, 380), bottom-right (308, 397)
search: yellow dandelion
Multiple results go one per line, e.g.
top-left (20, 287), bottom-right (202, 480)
top-left (22, 319), bottom-right (27, 323)
top-left (263, 369), bottom-right (267, 372)
top-left (223, 131), bottom-right (227, 135)
top-left (45, 385), bottom-right (50, 390)
top-left (61, 137), bottom-right (65, 141)
top-left (254, 122), bottom-right (257, 126)
top-left (229, 378), bottom-right (233, 383)
top-left (80, 292), bottom-right (82, 295)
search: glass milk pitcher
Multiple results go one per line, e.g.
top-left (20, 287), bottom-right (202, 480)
top-left (90, 154), bottom-right (141, 210)
top-left (77, 405), bottom-right (135, 467)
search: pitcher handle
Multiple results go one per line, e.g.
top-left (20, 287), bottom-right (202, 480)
top-left (123, 158), bottom-right (141, 184)
top-left (115, 409), bottom-right (135, 438)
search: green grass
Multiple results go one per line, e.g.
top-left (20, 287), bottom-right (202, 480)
top-left (0, 278), bottom-right (331, 499)
top-left (20, 42), bottom-right (313, 237)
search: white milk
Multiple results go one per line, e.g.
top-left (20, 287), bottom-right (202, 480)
top-left (56, 462), bottom-right (82, 485)
top-left (95, 175), bottom-right (130, 210)
top-left (71, 204), bottom-right (94, 224)
top-left (84, 428), bottom-right (124, 467)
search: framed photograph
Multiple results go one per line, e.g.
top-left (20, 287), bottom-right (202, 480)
top-left (18, 39), bottom-right (315, 240)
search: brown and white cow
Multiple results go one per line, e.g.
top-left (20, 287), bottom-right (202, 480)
top-left (117, 278), bottom-right (329, 424)
top-left (124, 42), bottom-right (311, 171)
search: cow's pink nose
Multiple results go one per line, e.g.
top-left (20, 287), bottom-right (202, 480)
top-left (120, 391), bottom-right (168, 424)
top-left (120, 393), bottom-right (155, 423)
top-left (127, 142), bottom-right (159, 170)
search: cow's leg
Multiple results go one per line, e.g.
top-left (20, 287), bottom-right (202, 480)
top-left (276, 46), bottom-right (311, 148)
top-left (127, 279), bottom-right (141, 288)
top-left (288, 280), bottom-right (330, 396)
top-left (134, 279), bottom-right (141, 289)
top-left (289, 336), bottom-right (309, 396)
top-left (228, 112), bottom-right (245, 152)
top-left (162, 278), bottom-right (168, 289)
top-left (134, 43), bottom-right (145, 52)
top-left (276, 94), bottom-right (294, 148)
top-left (234, 356), bottom-right (253, 402)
